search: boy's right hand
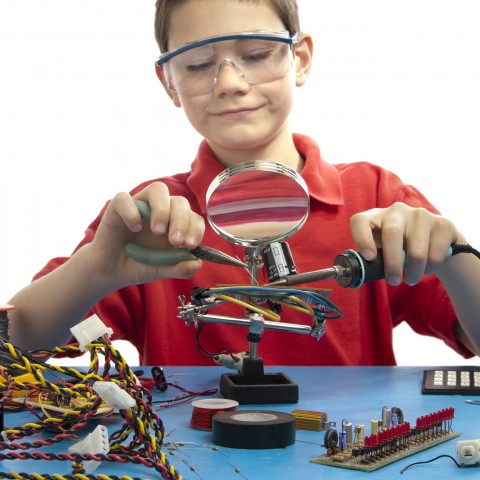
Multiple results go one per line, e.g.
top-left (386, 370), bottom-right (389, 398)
top-left (85, 182), bottom-right (205, 289)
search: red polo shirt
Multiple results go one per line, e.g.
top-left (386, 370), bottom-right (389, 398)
top-left (35, 134), bottom-right (471, 365)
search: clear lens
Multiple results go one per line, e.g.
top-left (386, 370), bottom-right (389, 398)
top-left (158, 33), bottom-right (296, 96)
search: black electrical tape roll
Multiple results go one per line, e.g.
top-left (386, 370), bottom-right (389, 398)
top-left (212, 410), bottom-right (296, 449)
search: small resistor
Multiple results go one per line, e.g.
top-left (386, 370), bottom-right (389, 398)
top-left (339, 431), bottom-right (347, 451)
top-left (371, 419), bottom-right (380, 435)
top-left (355, 424), bottom-right (365, 446)
top-left (382, 406), bottom-right (392, 429)
top-left (342, 420), bottom-right (353, 446)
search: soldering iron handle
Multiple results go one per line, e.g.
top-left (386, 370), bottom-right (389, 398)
top-left (334, 249), bottom-right (385, 288)
top-left (335, 245), bottom-right (455, 289)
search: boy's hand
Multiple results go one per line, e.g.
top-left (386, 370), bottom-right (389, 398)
top-left (350, 202), bottom-right (459, 286)
top-left (86, 182), bottom-right (205, 288)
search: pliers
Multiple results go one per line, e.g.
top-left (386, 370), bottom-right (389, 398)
top-left (124, 200), bottom-right (247, 268)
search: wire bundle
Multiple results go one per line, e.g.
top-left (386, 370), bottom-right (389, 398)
top-left (0, 336), bottom-right (182, 480)
top-left (192, 285), bottom-right (343, 321)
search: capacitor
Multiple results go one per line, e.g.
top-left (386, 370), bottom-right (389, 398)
top-left (342, 420), bottom-right (353, 446)
top-left (339, 431), bottom-right (347, 451)
top-left (356, 424), bottom-right (365, 446)
top-left (382, 407), bottom-right (392, 429)
top-left (391, 413), bottom-right (399, 426)
top-left (371, 419), bottom-right (380, 435)
top-left (261, 241), bottom-right (297, 282)
top-left (391, 406), bottom-right (404, 424)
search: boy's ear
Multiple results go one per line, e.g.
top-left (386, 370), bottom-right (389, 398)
top-left (155, 64), bottom-right (182, 108)
top-left (294, 33), bottom-right (313, 87)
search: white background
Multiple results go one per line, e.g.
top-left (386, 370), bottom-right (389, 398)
top-left (1, 1), bottom-right (479, 366)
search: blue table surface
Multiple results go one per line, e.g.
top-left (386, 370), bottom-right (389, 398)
top-left (2, 366), bottom-right (479, 479)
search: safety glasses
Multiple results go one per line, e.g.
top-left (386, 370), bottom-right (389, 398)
top-left (156, 31), bottom-right (298, 96)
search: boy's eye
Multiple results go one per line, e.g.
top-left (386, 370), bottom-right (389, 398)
top-left (242, 49), bottom-right (272, 63)
top-left (186, 60), bottom-right (216, 73)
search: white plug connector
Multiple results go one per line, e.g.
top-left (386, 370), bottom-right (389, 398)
top-left (456, 439), bottom-right (480, 465)
top-left (92, 381), bottom-right (136, 410)
top-left (68, 425), bottom-right (109, 474)
top-left (214, 352), bottom-right (248, 372)
top-left (70, 314), bottom-right (114, 351)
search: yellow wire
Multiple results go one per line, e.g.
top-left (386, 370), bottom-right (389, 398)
top-left (2, 336), bottom-right (182, 480)
top-left (213, 293), bottom-right (281, 321)
top-left (274, 295), bottom-right (314, 315)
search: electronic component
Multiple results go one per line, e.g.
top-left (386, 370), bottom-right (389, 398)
top-left (291, 409), bottom-right (333, 431)
top-left (422, 366), bottom-right (480, 395)
top-left (262, 241), bottom-right (297, 282)
top-left (151, 366), bottom-right (169, 391)
top-left (342, 419), bottom-right (353, 446)
top-left (456, 439), bottom-right (480, 465)
top-left (68, 425), bottom-right (110, 474)
top-left (70, 314), bottom-right (114, 352)
top-left (311, 406), bottom-right (459, 472)
top-left (92, 381), bottom-right (136, 409)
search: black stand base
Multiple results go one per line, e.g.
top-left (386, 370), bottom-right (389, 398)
top-left (219, 357), bottom-right (298, 404)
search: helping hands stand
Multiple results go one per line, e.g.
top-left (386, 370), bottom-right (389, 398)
top-left (178, 247), bottom-right (309, 404)
top-left (218, 313), bottom-right (299, 404)
top-left (178, 162), bottom-right (320, 404)
top-left (220, 246), bottom-right (299, 404)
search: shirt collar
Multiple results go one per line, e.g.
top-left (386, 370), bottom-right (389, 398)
top-left (189, 134), bottom-right (344, 215)
top-left (292, 133), bottom-right (344, 206)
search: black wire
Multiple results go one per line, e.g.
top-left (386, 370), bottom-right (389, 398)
top-left (195, 321), bottom-right (231, 358)
top-left (400, 454), bottom-right (462, 474)
top-left (451, 243), bottom-right (480, 260)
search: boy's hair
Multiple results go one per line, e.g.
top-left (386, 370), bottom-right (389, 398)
top-left (154, 0), bottom-right (300, 53)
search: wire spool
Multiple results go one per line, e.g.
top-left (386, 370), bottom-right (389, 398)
top-left (190, 398), bottom-right (239, 431)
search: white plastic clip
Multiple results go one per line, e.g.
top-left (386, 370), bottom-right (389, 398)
top-left (456, 439), bottom-right (480, 465)
top-left (1, 431), bottom-right (11, 444)
top-left (70, 314), bottom-right (114, 352)
top-left (92, 381), bottom-right (136, 409)
top-left (68, 425), bottom-right (109, 474)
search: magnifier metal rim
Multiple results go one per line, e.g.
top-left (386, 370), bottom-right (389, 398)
top-left (206, 160), bottom-right (310, 247)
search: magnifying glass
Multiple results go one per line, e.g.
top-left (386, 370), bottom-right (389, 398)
top-left (206, 161), bottom-right (310, 247)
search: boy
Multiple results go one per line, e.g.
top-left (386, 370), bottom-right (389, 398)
top-left (8, 0), bottom-right (480, 365)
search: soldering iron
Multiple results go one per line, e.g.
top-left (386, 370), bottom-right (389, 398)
top-left (268, 243), bottom-right (479, 288)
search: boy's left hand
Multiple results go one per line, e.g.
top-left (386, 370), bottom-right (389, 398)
top-left (349, 202), bottom-right (459, 286)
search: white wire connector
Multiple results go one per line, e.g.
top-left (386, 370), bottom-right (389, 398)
top-left (70, 314), bottom-right (114, 352)
top-left (213, 352), bottom-right (248, 372)
top-left (68, 425), bottom-right (109, 474)
top-left (1, 431), bottom-right (11, 444)
top-left (456, 439), bottom-right (480, 465)
top-left (92, 381), bottom-right (136, 409)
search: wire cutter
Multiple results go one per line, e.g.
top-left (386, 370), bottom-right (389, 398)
top-left (124, 200), bottom-right (247, 268)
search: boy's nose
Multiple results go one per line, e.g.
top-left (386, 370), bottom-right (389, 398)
top-left (213, 58), bottom-right (249, 92)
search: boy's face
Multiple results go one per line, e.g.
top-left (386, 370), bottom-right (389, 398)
top-left (160, 0), bottom-right (308, 163)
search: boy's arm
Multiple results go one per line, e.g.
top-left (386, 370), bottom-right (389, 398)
top-left (8, 183), bottom-right (205, 350)
top-left (436, 251), bottom-right (480, 356)
top-left (350, 202), bottom-right (480, 356)
top-left (9, 244), bottom-right (118, 349)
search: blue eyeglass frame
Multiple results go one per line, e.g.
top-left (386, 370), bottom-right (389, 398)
top-left (156, 31), bottom-right (298, 66)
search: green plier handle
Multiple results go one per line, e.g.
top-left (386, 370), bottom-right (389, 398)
top-left (125, 200), bottom-right (246, 268)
